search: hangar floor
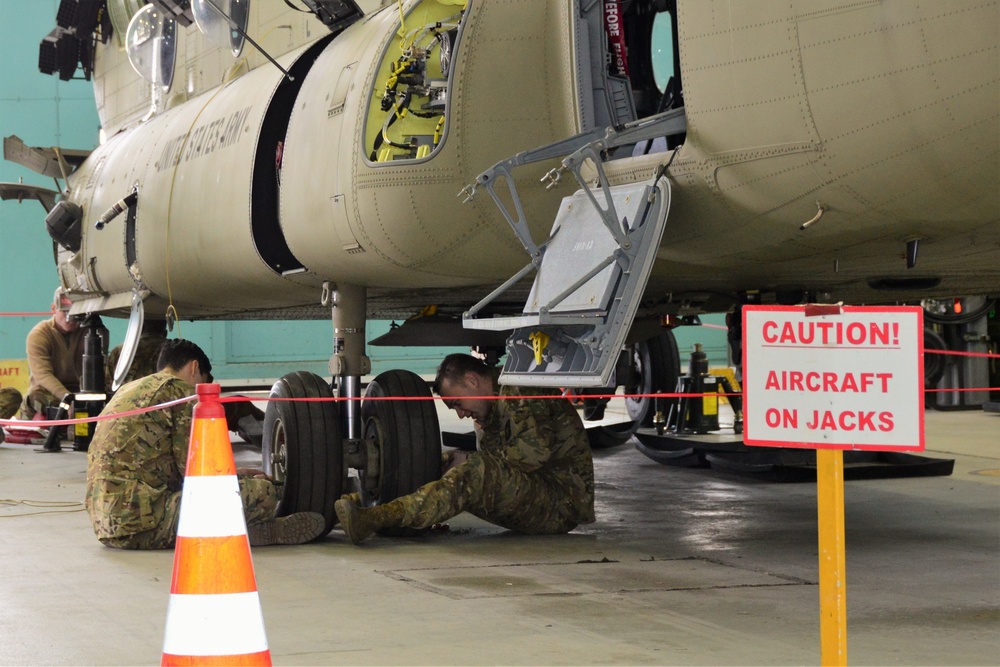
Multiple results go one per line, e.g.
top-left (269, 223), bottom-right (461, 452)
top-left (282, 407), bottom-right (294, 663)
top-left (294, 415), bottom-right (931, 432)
top-left (1, 403), bottom-right (997, 666)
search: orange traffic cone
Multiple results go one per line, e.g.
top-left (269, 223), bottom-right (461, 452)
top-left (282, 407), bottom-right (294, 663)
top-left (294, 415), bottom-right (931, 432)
top-left (161, 383), bottom-right (271, 666)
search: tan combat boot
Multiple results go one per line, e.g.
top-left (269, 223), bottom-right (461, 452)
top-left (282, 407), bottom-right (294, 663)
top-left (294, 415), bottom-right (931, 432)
top-left (334, 497), bottom-right (405, 545)
top-left (247, 511), bottom-right (326, 546)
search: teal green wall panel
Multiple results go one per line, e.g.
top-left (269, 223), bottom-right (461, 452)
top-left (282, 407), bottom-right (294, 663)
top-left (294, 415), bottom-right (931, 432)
top-left (1, 0), bottom-right (102, 362)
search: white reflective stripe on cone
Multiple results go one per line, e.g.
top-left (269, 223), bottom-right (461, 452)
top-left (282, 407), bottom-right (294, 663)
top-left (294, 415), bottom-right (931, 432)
top-left (176, 475), bottom-right (247, 538)
top-left (162, 592), bottom-right (268, 655)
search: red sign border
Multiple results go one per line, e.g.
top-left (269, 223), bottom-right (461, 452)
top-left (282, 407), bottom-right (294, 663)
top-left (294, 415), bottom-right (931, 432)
top-left (742, 304), bottom-right (925, 451)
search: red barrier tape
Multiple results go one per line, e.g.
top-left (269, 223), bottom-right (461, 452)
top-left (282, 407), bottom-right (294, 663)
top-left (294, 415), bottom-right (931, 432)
top-left (926, 348), bottom-right (1000, 359)
top-left (0, 340), bottom-right (996, 429)
top-left (3, 387), bottom-right (999, 430)
top-left (0, 395), bottom-right (196, 428)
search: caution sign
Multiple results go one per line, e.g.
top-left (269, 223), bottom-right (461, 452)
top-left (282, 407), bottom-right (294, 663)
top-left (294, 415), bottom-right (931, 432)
top-left (743, 305), bottom-right (924, 451)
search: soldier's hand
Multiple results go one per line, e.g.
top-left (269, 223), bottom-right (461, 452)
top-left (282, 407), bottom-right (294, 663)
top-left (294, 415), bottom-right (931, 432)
top-left (442, 449), bottom-right (471, 472)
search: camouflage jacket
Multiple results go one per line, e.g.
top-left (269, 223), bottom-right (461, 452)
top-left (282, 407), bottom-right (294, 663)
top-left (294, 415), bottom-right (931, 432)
top-left (105, 333), bottom-right (167, 389)
top-left (479, 383), bottom-right (596, 525)
top-left (85, 372), bottom-right (194, 540)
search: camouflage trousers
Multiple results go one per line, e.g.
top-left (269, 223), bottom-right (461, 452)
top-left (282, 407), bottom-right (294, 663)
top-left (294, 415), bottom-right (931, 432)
top-left (0, 387), bottom-right (22, 420)
top-left (392, 451), bottom-right (580, 535)
top-left (19, 387), bottom-right (62, 421)
top-left (99, 476), bottom-right (279, 550)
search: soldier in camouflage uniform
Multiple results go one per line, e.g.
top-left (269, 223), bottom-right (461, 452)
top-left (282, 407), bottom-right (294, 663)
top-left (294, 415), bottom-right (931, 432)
top-left (86, 339), bottom-right (325, 549)
top-left (335, 353), bottom-right (595, 544)
top-left (0, 387), bottom-right (22, 420)
top-left (104, 319), bottom-right (168, 391)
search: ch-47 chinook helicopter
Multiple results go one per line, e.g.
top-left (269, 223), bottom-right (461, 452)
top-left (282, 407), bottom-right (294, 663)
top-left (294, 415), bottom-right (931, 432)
top-left (3, 0), bottom-right (997, 533)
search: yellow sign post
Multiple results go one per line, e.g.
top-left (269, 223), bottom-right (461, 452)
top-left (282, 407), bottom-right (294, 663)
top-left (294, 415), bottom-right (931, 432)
top-left (742, 305), bottom-right (925, 665)
top-left (816, 449), bottom-right (848, 665)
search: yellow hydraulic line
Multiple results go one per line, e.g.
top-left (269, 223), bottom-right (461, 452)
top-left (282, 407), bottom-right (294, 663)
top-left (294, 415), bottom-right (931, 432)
top-left (817, 448), bottom-right (848, 666)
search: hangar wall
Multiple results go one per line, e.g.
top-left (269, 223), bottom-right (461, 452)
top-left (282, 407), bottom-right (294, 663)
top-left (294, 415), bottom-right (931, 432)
top-left (0, 0), bottom-right (727, 386)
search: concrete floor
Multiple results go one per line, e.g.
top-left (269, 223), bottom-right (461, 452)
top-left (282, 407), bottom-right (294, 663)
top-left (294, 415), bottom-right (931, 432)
top-left (1, 403), bottom-right (997, 666)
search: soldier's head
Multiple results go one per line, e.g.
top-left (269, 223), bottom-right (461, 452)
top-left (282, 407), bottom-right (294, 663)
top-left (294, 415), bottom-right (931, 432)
top-left (51, 287), bottom-right (79, 334)
top-left (157, 339), bottom-right (213, 386)
top-left (433, 353), bottom-right (495, 424)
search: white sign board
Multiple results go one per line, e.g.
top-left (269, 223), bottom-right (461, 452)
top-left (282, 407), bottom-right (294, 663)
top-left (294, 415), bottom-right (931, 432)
top-left (743, 305), bottom-right (924, 451)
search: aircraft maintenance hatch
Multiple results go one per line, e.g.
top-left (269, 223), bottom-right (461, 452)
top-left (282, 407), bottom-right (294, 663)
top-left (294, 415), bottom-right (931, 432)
top-left (462, 109), bottom-right (686, 387)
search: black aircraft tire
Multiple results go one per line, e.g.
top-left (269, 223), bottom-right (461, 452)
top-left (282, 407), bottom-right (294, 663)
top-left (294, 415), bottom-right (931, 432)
top-left (360, 369), bottom-right (442, 536)
top-left (262, 371), bottom-right (343, 535)
top-left (588, 330), bottom-right (681, 449)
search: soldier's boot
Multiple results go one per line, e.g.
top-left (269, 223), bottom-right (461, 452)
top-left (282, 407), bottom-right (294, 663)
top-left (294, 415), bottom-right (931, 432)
top-left (247, 511), bottom-right (326, 546)
top-left (334, 497), bottom-right (405, 545)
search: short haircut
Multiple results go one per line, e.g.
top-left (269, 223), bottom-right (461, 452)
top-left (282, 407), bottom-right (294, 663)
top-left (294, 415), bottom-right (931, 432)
top-left (433, 353), bottom-right (491, 394)
top-left (156, 339), bottom-right (212, 380)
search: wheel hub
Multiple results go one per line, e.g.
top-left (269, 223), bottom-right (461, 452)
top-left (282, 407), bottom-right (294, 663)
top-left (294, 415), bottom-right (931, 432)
top-left (270, 422), bottom-right (288, 485)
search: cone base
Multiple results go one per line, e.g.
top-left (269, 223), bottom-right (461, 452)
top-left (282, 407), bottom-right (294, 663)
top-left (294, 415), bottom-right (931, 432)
top-left (162, 649), bottom-right (271, 666)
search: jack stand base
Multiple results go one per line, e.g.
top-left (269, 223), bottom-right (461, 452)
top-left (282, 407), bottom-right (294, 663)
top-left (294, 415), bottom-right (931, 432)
top-left (634, 428), bottom-right (954, 481)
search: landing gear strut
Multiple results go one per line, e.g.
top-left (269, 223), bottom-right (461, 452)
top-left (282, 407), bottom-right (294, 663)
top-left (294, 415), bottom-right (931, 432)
top-left (262, 283), bottom-right (442, 537)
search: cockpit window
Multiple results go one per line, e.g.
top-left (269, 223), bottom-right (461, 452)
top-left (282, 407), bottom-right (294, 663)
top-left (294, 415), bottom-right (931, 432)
top-left (364, 0), bottom-right (468, 164)
top-left (192, 0), bottom-right (250, 57)
top-left (108, 0), bottom-right (148, 47)
top-left (122, 0), bottom-right (252, 88)
top-left (125, 4), bottom-right (177, 90)
top-left (651, 12), bottom-right (677, 95)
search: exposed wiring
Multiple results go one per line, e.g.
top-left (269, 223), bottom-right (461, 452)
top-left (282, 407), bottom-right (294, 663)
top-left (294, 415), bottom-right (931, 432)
top-left (399, 14), bottom-right (462, 57)
top-left (433, 116), bottom-right (445, 145)
top-left (381, 96), bottom-right (415, 149)
top-left (373, 6), bottom-right (467, 162)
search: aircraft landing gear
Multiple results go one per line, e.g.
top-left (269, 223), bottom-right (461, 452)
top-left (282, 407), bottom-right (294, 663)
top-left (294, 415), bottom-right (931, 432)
top-left (358, 369), bottom-right (442, 536)
top-left (262, 371), bottom-right (344, 534)
top-left (262, 368), bottom-right (443, 538)
top-left (585, 329), bottom-right (680, 448)
top-left (263, 283), bottom-right (444, 538)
